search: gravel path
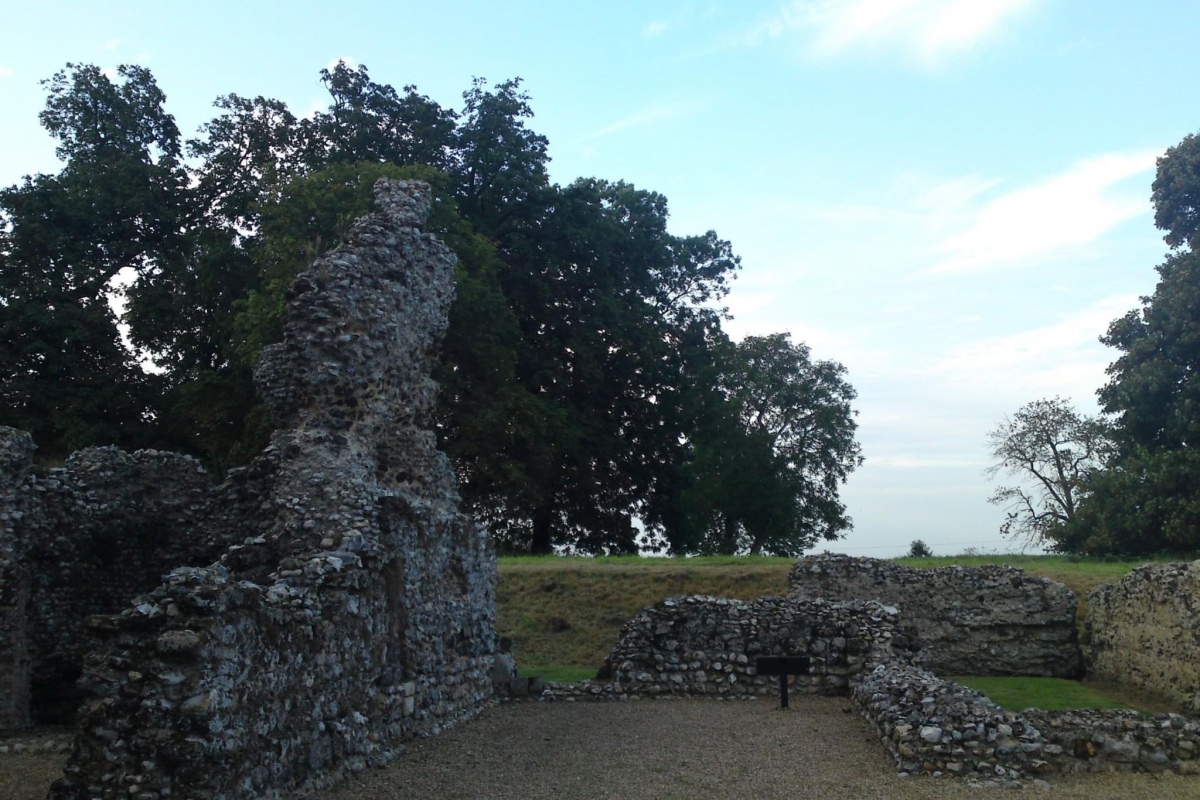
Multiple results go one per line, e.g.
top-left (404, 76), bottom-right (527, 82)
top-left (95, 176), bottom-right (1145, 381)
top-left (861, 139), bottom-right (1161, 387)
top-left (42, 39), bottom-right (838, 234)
top-left (314, 698), bottom-right (1198, 800)
top-left (5, 698), bottom-right (1198, 799)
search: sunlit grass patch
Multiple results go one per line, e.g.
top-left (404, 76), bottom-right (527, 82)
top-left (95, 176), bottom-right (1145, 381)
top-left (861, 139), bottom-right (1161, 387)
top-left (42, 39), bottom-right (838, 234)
top-left (520, 665), bottom-right (596, 683)
top-left (950, 676), bottom-right (1137, 712)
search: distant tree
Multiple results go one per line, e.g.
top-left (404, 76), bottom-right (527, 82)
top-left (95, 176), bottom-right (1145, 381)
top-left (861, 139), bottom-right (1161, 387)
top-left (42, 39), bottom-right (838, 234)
top-left (985, 397), bottom-right (1113, 548)
top-left (486, 178), bottom-right (739, 554)
top-left (906, 539), bottom-right (933, 558)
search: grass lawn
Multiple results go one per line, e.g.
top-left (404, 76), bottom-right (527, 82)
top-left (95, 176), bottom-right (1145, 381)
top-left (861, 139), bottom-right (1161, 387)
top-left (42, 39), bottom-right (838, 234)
top-left (950, 676), bottom-right (1136, 712)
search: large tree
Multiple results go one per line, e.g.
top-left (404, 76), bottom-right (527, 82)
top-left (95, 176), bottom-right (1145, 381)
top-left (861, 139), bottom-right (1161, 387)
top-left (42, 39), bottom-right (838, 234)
top-left (669, 333), bottom-right (862, 556)
top-left (487, 178), bottom-right (740, 554)
top-left (1061, 132), bottom-right (1200, 555)
top-left (0, 64), bottom-right (187, 457)
top-left (3, 62), bottom-right (865, 557)
top-left (985, 397), bottom-right (1113, 548)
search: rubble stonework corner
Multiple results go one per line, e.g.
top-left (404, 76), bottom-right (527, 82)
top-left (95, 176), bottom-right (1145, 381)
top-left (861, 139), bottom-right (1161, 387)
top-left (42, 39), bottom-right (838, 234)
top-left (0, 178), bottom-right (501, 800)
top-left (1087, 561), bottom-right (1200, 713)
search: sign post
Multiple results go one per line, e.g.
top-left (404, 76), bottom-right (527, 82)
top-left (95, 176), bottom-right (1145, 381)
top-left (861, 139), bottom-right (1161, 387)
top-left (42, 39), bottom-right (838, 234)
top-left (754, 656), bottom-right (811, 709)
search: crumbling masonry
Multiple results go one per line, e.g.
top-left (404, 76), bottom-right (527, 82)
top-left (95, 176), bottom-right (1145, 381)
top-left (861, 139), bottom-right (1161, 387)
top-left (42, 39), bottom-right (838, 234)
top-left (0, 179), bottom-right (497, 799)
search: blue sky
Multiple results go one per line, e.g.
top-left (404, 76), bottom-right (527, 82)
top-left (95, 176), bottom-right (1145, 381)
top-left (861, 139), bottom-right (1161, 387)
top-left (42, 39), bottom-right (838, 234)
top-left (2, 1), bottom-right (1194, 556)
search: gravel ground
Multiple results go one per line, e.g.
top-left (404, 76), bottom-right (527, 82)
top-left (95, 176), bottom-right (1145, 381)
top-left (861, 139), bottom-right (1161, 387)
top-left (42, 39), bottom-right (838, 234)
top-left (5, 698), bottom-right (1198, 800)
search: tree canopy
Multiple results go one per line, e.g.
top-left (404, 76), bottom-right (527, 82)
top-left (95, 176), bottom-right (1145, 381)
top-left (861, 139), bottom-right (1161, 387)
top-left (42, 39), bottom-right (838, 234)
top-left (0, 61), bottom-right (864, 554)
top-left (1026, 131), bottom-right (1200, 556)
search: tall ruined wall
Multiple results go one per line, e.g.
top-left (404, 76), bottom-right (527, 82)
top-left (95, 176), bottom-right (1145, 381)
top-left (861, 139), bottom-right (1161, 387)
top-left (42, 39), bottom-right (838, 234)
top-left (788, 554), bottom-right (1083, 677)
top-left (599, 595), bottom-right (909, 697)
top-left (48, 179), bottom-right (496, 800)
top-left (0, 430), bottom-right (35, 733)
top-left (1087, 561), bottom-right (1200, 713)
top-left (0, 431), bottom-right (235, 727)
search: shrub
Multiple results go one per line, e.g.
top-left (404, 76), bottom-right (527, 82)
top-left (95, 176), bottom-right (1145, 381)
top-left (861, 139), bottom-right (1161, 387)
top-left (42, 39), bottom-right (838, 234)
top-left (907, 539), bottom-right (933, 558)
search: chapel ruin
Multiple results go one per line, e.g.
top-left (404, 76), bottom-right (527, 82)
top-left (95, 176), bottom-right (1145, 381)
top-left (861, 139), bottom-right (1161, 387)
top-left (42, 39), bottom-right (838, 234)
top-left (0, 179), bottom-right (498, 799)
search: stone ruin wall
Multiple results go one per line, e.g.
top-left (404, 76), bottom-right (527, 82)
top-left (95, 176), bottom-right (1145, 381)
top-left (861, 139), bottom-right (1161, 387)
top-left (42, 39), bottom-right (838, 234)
top-left (788, 553), bottom-right (1083, 678)
top-left (856, 659), bottom-right (1200, 778)
top-left (590, 587), bottom-right (1200, 779)
top-left (1087, 561), bottom-right (1200, 714)
top-left (0, 434), bottom-right (250, 729)
top-left (598, 595), bottom-right (909, 697)
top-left (0, 178), bottom-right (496, 799)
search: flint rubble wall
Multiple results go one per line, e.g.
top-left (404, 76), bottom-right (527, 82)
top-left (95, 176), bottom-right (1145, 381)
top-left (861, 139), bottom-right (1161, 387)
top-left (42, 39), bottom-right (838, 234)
top-left (592, 576), bottom-right (1200, 780)
top-left (1087, 561), bottom-right (1200, 714)
top-left (855, 660), bottom-right (1200, 778)
top-left (598, 595), bottom-right (908, 697)
top-left (0, 178), bottom-right (497, 800)
top-left (0, 430), bottom-right (242, 729)
top-left (788, 553), bottom-right (1083, 677)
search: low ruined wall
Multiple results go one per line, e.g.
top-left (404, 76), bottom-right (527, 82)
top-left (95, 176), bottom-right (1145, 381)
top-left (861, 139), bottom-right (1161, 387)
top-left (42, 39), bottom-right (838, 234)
top-left (789, 554), bottom-right (1083, 677)
top-left (45, 179), bottom-right (497, 799)
top-left (854, 662), bottom-right (1200, 778)
top-left (599, 595), bottom-right (908, 697)
top-left (1087, 561), bottom-right (1200, 714)
top-left (853, 662), bottom-right (1045, 779)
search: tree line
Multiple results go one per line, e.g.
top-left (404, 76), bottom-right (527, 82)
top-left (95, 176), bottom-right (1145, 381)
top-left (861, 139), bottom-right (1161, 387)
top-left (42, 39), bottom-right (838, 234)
top-left (0, 62), bottom-right (863, 556)
top-left (987, 132), bottom-right (1200, 556)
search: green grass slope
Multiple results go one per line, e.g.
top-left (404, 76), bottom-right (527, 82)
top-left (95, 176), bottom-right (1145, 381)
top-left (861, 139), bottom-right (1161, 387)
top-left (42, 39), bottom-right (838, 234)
top-left (497, 554), bottom-right (1176, 681)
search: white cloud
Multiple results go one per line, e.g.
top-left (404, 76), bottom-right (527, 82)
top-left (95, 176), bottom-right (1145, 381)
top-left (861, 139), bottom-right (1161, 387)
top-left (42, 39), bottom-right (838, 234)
top-left (747, 0), bottom-right (1037, 62)
top-left (103, 38), bottom-right (121, 50)
top-left (929, 294), bottom-right (1138, 405)
top-left (644, 20), bottom-right (670, 37)
top-left (923, 151), bottom-right (1158, 276)
top-left (583, 99), bottom-right (704, 140)
top-left (0, 65), bottom-right (13, 79)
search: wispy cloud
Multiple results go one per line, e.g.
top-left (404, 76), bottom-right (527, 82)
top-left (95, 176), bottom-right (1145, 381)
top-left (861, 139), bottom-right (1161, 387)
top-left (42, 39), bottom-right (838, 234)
top-left (929, 294), bottom-right (1137, 404)
top-left (644, 20), bottom-right (670, 37)
top-left (103, 38), bottom-right (121, 50)
top-left (0, 65), bottom-right (13, 79)
top-left (923, 151), bottom-right (1157, 276)
top-left (583, 99), bottom-right (705, 140)
top-left (747, 0), bottom-right (1037, 63)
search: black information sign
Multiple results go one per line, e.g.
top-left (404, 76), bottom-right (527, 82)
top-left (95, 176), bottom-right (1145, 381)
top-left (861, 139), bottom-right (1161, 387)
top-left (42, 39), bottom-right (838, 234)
top-left (755, 656), bottom-right (811, 709)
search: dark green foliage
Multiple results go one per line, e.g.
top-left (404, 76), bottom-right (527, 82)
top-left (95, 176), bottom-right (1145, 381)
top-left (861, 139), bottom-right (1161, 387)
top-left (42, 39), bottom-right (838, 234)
top-left (479, 178), bottom-right (740, 554)
top-left (907, 540), bottom-right (933, 558)
top-left (453, 77), bottom-right (550, 241)
top-left (1063, 132), bottom-right (1200, 555)
top-left (2, 62), bottom-right (864, 556)
top-left (667, 333), bottom-right (862, 556)
top-left (301, 62), bottom-right (458, 172)
top-left (0, 64), bottom-right (186, 458)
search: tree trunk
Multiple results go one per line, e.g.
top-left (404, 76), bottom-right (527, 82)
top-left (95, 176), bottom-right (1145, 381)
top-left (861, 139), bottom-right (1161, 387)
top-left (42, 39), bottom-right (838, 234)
top-left (530, 501), bottom-right (555, 555)
top-left (719, 515), bottom-right (739, 556)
